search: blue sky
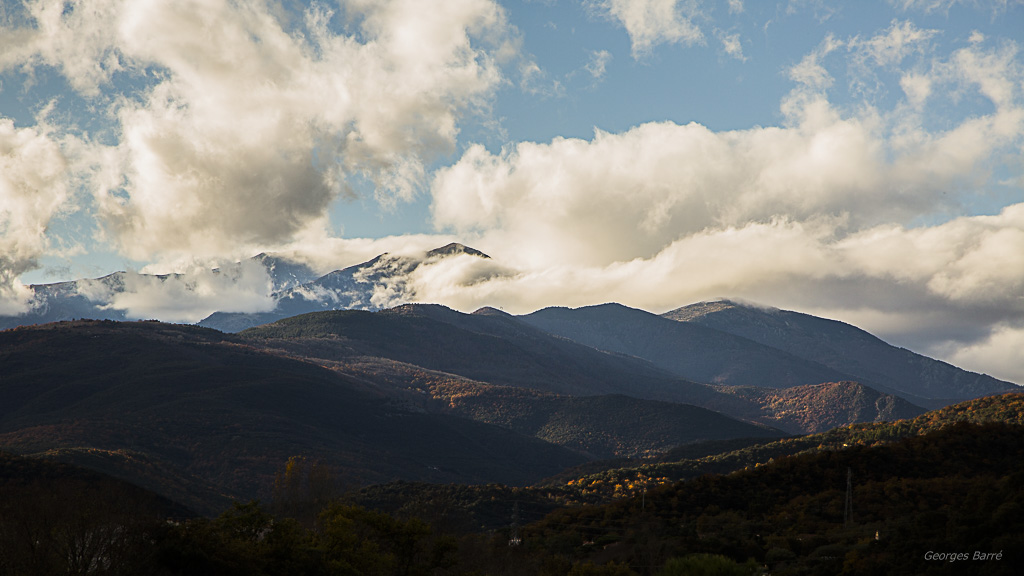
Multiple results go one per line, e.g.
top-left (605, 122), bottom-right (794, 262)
top-left (1, 0), bottom-right (1023, 382)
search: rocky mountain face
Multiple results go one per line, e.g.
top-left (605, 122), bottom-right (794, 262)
top-left (199, 243), bottom-right (488, 332)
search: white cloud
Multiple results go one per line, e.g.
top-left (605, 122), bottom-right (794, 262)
top-left (430, 35), bottom-right (1023, 272)
top-left (585, 49), bottom-right (613, 80)
top-left (889, 0), bottom-right (1024, 15)
top-left (849, 20), bottom-right (938, 70)
top-left (0, 117), bottom-right (69, 314)
top-left (900, 72), bottom-right (933, 106)
top-left (845, 20), bottom-right (937, 99)
top-left (946, 323), bottom-right (1024, 385)
top-left (716, 29), bottom-right (745, 61)
top-left (274, 229), bottom-right (461, 277)
top-left (787, 33), bottom-right (843, 92)
top-left (2, 0), bottom-right (520, 268)
top-left (0, 0), bottom-right (125, 97)
top-left (89, 259), bottom-right (276, 323)
top-left (943, 39), bottom-right (1021, 109)
top-left (587, 0), bottom-right (706, 56)
top-left (835, 204), bottom-right (1024, 306)
top-left (432, 109), bottom-right (903, 269)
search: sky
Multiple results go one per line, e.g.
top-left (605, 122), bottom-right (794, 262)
top-left (0, 0), bottom-right (1022, 384)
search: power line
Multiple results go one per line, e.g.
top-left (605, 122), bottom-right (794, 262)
top-left (844, 467), bottom-right (853, 528)
top-left (509, 502), bottom-right (522, 547)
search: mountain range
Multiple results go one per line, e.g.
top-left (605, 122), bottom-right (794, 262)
top-left (6, 244), bottom-right (1015, 403)
top-left (1, 243), bottom-right (1019, 518)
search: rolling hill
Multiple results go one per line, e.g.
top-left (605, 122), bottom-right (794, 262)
top-left (711, 381), bottom-right (926, 434)
top-left (239, 304), bottom-right (726, 405)
top-left (241, 306), bottom-right (931, 435)
top-left (0, 320), bottom-right (588, 514)
top-left (312, 359), bottom-right (784, 459)
top-left (544, 391), bottom-right (1024, 502)
top-left (524, 419), bottom-right (1024, 575)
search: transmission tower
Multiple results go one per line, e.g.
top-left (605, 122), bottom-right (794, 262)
top-left (844, 467), bottom-right (853, 528)
top-left (509, 502), bottom-right (522, 547)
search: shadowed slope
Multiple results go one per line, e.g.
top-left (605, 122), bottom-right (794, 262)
top-left (0, 320), bottom-right (587, 514)
top-left (240, 305), bottom-right (726, 406)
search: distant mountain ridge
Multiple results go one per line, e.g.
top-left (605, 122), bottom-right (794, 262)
top-left (512, 301), bottom-right (1016, 409)
top-left (0, 273), bottom-right (130, 330)
top-left (518, 303), bottom-right (854, 389)
top-left (0, 253), bottom-right (319, 330)
top-left (0, 243), bottom-right (486, 332)
top-left (664, 300), bottom-right (1017, 407)
top-left (239, 304), bottom-right (723, 403)
top-left (3, 244), bottom-right (1015, 460)
top-left (199, 243), bottom-right (487, 332)
top-left (241, 305), bottom-right (917, 435)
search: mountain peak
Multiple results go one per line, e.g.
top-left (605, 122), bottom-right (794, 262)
top-left (662, 299), bottom-right (775, 322)
top-left (426, 243), bottom-right (490, 259)
top-left (472, 306), bottom-right (511, 317)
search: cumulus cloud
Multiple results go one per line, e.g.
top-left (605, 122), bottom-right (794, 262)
top-left (587, 0), bottom-right (706, 56)
top-left (432, 109), bottom-right (922, 269)
top-left (404, 249), bottom-right (517, 307)
top-left (0, 0), bottom-right (125, 97)
top-left (1, 0), bottom-right (519, 268)
top-left (0, 118), bottom-right (69, 314)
